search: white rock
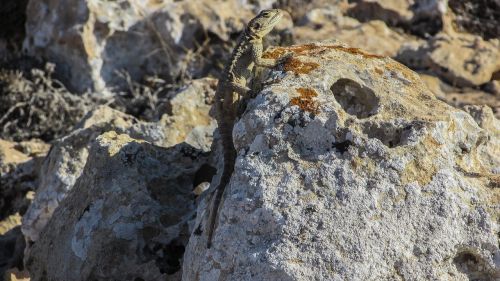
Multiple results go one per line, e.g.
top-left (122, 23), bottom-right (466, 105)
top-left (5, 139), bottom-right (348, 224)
top-left (183, 42), bottom-right (500, 280)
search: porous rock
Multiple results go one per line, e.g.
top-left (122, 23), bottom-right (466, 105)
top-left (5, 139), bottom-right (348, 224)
top-left (22, 78), bottom-right (215, 245)
top-left (25, 131), bottom-right (212, 281)
top-left (183, 42), bottom-right (500, 280)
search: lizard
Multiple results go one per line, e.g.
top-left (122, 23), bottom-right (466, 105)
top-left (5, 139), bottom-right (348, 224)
top-left (204, 9), bottom-right (290, 248)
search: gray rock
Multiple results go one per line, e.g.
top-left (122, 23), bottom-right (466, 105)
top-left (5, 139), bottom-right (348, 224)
top-left (183, 42), bottom-right (500, 280)
top-left (23, 0), bottom-right (256, 93)
top-left (398, 32), bottom-right (500, 87)
top-left (25, 131), bottom-right (214, 281)
top-left (21, 106), bottom-right (157, 244)
top-left (22, 78), bottom-right (215, 245)
top-left (426, 33), bottom-right (500, 87)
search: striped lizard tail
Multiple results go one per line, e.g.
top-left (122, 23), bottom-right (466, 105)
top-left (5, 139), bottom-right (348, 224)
top-left (206, 119), bottom-right (237, 248)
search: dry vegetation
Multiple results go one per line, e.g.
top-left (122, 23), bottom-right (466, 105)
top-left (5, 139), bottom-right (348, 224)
top-left (0, 64), bottom-right (95, 142)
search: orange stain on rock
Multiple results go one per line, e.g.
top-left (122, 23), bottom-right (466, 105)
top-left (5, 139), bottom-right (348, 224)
top-left (291, 88), bottom-right (319, 114)
top-left (264, 44), bottom-right (384, 76)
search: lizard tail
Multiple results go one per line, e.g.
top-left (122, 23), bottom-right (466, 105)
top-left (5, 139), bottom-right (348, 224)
top-left (206, 129), bottom-right (236, 248)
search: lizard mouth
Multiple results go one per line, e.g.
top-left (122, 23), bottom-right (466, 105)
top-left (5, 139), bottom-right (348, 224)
top-left (268, 11), bottom-right (283, 26)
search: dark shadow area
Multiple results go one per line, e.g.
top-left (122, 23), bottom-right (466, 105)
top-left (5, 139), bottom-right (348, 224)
top-left (330, 78), bottom-right (379, 119)
top-left (361, 121), bottom-right (426, 148)
top-left (0, 0), bottom-right (29, 51)
top-left (453, 250), bottom-right (497, 280)
top-left (0, 159), bottom-right (36, 221)
top-left (449, 0), bottom-right (500, 40)
top-left (0, 227), bottom-right (25, 279)
top-left (346, 0), bottom-right (443, 38)
top-left (193, 164), bottom-right (217, 190)
top-left (24, 139), bottom-right (212, 280)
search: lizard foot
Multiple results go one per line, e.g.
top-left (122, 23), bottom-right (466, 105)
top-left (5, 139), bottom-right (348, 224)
top-left (275, 52), bottom-right (293, 66)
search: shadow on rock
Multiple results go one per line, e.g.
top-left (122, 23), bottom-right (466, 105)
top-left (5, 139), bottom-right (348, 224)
top-left (25, 131), bottom-right (215, 281)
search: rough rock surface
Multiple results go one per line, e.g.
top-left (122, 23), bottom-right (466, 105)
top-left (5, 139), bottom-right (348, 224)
top-left (0, 139), bottom-right (47, 279)
top-left (157, 78), bottom-right (217, 151)
top-left (23, 78), bottom-right (215, 245)
top-left (23, 0), bottom-right (257, 92)
top-left (22, 106), bottom-right (156, 244)
top-left (425, 33), bottom-right (500, 87)
top-left (183, 43), bottom-right (500, 280)
top-left (25, 131), bottom-right (213, 280)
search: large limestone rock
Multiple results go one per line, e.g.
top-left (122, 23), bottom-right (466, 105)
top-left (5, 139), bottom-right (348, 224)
top-left (23, 0), bottom-right (256, 93)
top-left (398, 32), bottom-right (500, 87)
top-left (183, 43), bottom-right (500, 280)
top-left (22, 78), bottom-right (215, 244)
top-left (25, 131), bottom-right (213, 280)
top-left (347, 0), bottom-right (447, 36)
top-left (21, 106), bottom-right (158, 244)
top-left (295, 15), bottom-right (417, 58)
top-left (426, 33), bottom-right (500, 87)
top-left (157, 78), bottom-right (217, 151)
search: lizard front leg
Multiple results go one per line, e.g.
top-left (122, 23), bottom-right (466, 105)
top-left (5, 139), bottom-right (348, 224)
top-left (251, 42), bottom-right (277, 68)
top-left (251, 42), bottom-right (292, 68)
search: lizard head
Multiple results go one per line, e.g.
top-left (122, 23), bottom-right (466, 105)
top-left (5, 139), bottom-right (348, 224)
top-left (247, 9), bottom-right (285, 38)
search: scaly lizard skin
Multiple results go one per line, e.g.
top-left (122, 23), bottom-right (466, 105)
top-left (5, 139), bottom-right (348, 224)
top-left (205, 9), bottom-right (289, 248)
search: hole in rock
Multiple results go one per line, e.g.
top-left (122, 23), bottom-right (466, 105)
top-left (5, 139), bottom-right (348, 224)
top-left (332, 140), bottom-right (353, 154)
top-left (453, 251), bottom-right (494, 280)
top-left (147, 238), bottom-right (185, 275)
top-left (362, 122), bottom-right (404, 148)
top-left (330, 79), bottom-right (379, 119)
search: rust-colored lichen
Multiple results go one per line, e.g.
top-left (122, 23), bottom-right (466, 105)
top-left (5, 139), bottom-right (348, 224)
top-left (291, 88), bottom-right (319, 114)
top-left (262, 48), bottom-right (288, 59)
top-left (327, 46), bottom-right (385, 59)
top-left (263, 44), bottom-right (385, 76)
top-left (263, 48), bottom-right (319, 75)
top-left (284, 58), bottom-right (320, 75)
top-left (264, 44), bottom-right (385, 59)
